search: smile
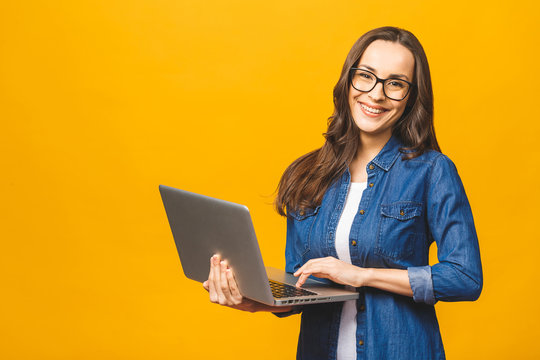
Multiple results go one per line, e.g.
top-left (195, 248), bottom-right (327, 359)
top-left (359, 102), bottom-right (388, 115)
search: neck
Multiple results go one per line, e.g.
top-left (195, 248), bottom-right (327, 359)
top-left (348, 130), bottom-right (392, 183)
top-left (356, 130), bottom-right (392, 162)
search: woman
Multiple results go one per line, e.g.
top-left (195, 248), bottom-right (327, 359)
top-left (203, 26), bottom-right (482, 360)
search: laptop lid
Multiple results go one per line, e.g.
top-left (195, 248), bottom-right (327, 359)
top-left (159, 185), bottom-right (275, 304)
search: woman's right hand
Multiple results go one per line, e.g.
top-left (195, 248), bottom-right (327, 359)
top-left (202, 254), bottom-right (268, 313)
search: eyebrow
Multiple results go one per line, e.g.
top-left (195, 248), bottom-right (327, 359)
top-left (358, 64), bottom-right (410, 81)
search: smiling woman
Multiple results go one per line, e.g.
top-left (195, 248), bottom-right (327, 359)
top-left (203, 26), bottom-right (482, 360)
top-left (348, 40), bottom-right (414, 139)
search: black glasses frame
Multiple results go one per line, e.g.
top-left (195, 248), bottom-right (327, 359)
top-left (349, 67), bottom-right (414, 101)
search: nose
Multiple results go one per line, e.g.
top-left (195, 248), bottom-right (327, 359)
top-left (368, 82), bottom-right (385, 102)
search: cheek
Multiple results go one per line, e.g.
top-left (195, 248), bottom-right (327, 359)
top-left (348, 89), bottom-right (357, 105)
top-left (348, 92), bottom-right (359, 113)
top-left (390, 100), bottom-right (407, 117)
top-left (348, 89), bottom-right (371, 109)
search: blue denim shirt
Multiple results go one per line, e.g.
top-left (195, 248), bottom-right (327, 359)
top-left (276, 135), bottom-right (483, 360)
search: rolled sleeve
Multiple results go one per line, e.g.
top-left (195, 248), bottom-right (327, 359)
top-left (408, 265), bottom-right (437, 305)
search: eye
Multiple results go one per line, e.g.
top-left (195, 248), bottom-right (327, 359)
top-left (387, 80), bottom-right (406, 88)
top-left (358, 71), bottom-right (373, 80)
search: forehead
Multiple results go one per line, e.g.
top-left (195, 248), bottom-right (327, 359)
top-left (358, 40), bottom-right (415, 78)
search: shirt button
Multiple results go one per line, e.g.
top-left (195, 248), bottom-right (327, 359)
top-left (359, 304), bottom-right (365, 311)
top-left (359, 340), bottom-right (364, 346)
top-left (299, 210), bottom-right (305, 216)
top-left (359, 209), bottom-right (365, 215)
top-left (400, 209), bottom-right (405, 216)
top-left (369, 183), bottom-right (374, 188)
top-left (369, 164), bottom-right (374, 170)
top-left (351, 240), bottom-right (357, 246)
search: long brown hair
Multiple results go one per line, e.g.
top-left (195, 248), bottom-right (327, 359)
top-left (274, 26), bottom-right (440, 217)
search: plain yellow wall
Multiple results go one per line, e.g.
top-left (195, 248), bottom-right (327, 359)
top-left (1, 0), bottom-right (539, 359)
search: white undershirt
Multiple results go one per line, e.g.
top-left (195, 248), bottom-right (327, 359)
top-left (335, 181), bottom-right (366, 360)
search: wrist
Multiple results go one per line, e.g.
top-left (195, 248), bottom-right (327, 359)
top-left (359, 267), bottom-right (375, 287)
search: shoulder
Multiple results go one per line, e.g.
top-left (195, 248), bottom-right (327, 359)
top-left (413, 152), bottom-right (467, 200)
top-left (402, 150), bottom-right (458, 174)
top-left (404, 149), bottom-right (445, 163)
top-left (391, 150), bottom-right (463, 194)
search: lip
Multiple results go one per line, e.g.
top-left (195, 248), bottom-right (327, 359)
top-left (359, 101), bottom-right (388, 110)
top-left (358, 101), bottom-right (389, 117)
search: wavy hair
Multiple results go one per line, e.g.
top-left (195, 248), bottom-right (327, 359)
top-left (274, 26), bottom-right (440, 217)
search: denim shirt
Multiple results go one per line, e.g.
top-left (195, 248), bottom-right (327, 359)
top-left (276, 135), bottom-right (483, 360)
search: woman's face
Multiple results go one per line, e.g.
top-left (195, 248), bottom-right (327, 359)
top-left (348, 40), bottom-right (415, 139)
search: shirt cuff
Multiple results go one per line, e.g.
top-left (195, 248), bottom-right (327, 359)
top-left (407, 266), bottom-right (437, 305)
top-left (272, 305), bottom-right (303, 318)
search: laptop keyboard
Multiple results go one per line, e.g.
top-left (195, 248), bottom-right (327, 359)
top-left (269, 279), bottom-right (317, 298)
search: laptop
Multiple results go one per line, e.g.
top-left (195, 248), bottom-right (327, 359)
top-left (159, 185), bottom-right (359, 306)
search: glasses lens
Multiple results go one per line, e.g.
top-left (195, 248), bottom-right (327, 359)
top-left (384, 79), bottom-right (409, 100)
top-left (351, 70), bottom-right (376, 92)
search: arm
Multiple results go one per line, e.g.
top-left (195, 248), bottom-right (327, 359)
top-left (364, 268), bottom-right (412, 297)
top-left (293, 256), bottom-right (413, 297)
top-left (407, 154), bottom-right (483, 304)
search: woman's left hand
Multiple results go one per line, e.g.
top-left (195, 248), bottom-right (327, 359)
top-left (293, 256), bottom-right (369, 288)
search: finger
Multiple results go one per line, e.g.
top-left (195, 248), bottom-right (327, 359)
top-left (295, 264), bottom-right (328, 287)
top-left (212, 255), bottom-right (226, 304)
top-left (208, 255), bottom-right (218, 302)
top-left (295, 272), bottom-right (310, 287)
top-left (207, 255), bottom-right (215, 279)
top-left (294, 258), bottom-right (326, 276)
top-left (294, 260), bottom-right (318, 278)
top-left (226, 267), bottom-right (243, 305)
top-left (299, 271), bottom-right (334, 286)
top-left (293, 260), bottom-right (313, 277)
top-left (205, 254), bottom-right (216, 294)
top-left (220, 260), bottom-right (234, 305)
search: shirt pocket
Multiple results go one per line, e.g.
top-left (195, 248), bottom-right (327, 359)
top-left (375, 201), bottom-right (423, 261)
top-left (289, 206), bottom-right (321, 257)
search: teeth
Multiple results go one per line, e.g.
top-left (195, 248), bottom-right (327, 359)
top-left (360, 103), bottom-right (385, 114)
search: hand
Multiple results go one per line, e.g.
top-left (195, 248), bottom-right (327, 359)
top-left (293, 256), bottom-right (370, 288)
top-left (202, 254), bottom-right (271, 313)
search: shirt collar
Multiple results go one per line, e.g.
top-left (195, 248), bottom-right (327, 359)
top-left (342, 134), bottom-right (403, 184)
top-left (369, 134), bottom-right (403, 172)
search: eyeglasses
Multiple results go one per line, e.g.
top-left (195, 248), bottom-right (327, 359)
top-left (349, 68), bottom-right (413, 101)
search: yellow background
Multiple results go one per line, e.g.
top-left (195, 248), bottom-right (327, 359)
top-left (1, 0), bottom-right (539, 359)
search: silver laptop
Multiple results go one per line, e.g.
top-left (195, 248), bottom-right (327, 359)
top-left (159, 185), bottom-right (359, 306)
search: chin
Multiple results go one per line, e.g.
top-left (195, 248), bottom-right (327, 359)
top-left (358, 127), bottom-right (389, 136)
top-left (353, 116), bottom-right (390, 134)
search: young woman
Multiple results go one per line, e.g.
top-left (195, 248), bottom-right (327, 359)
top-left (203, 26), bottom-right (482, 360)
